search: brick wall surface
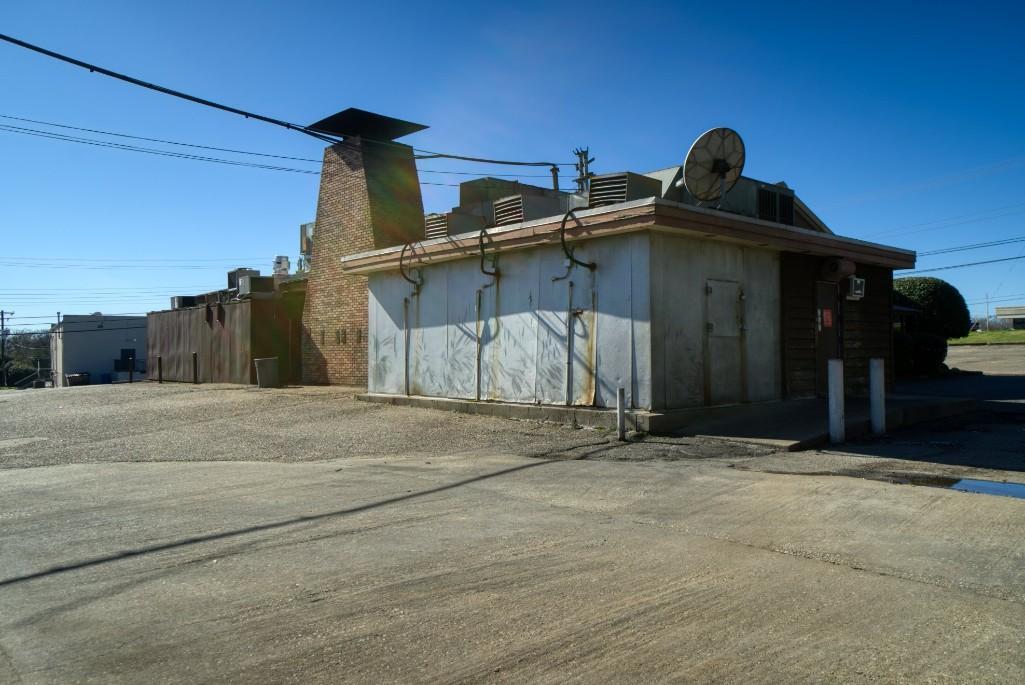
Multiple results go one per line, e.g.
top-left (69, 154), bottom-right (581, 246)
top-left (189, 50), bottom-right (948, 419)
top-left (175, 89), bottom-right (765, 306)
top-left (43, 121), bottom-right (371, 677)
top-left (301, 141), bottom-right (375, 386)
top-left (301, 137), bottom-right (424, 386)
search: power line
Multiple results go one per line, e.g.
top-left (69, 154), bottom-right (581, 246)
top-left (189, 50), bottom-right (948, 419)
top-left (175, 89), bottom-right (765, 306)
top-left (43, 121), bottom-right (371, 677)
top-left (0, 114), bottom-right (555, 179)
top-left (0, 33), bottom-right (574, 168)
top-left (7, 324), bottom-right (148, 337)
top-left (865, 202), bottom-right (1025, 238)
top-left (901, 254), bottom-right (1025, 274)
top-left (918, 234), bottom-right (1025, 256)
top-left (0, 255), bottom-right (266, 263)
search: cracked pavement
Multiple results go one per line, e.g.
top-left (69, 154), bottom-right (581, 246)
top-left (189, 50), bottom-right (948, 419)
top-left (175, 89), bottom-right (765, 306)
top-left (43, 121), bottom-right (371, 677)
top-left (2, 384), bottom-right (1024, 683)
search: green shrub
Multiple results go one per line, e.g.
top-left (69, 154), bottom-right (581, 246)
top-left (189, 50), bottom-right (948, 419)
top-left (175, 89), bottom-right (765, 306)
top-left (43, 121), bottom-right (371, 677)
top-left (911, 332), bottom-right (948, 375)
top-left (894, 277), bottom-right (971, 340)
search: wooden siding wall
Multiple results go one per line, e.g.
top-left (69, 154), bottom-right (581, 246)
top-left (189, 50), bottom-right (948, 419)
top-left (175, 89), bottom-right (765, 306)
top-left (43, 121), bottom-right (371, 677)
top-left (780, 253), bottom-right (894, 398)
top-left (841, 264), bottom-right (894, 394)
top-left (147, 296), bottom-right (303, 384)
top-left (780, 253), bottom-right (818, 398)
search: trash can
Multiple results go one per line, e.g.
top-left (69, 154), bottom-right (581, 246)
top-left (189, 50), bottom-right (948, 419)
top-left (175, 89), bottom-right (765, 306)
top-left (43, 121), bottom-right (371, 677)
top-left (253, 357), bottom-right (281, 388)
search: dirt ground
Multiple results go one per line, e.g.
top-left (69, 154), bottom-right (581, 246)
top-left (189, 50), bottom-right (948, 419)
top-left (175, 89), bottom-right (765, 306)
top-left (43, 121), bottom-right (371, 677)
top-left (2, 383), bottom-right (1025, 683)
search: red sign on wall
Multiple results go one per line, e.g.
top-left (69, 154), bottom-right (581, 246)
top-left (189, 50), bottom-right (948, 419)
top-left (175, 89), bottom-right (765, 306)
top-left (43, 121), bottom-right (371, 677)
top-left (823, 308), bottom-right (833, 328)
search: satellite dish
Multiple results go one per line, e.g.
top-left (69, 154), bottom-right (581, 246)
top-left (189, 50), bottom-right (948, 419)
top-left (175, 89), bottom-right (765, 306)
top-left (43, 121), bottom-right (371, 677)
top-left (678, 128), bottom-right (745, 203)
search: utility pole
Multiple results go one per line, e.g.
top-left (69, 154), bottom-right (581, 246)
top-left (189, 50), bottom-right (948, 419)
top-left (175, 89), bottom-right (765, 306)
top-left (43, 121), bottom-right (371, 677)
top-left (985, 293), bottom-right (990, 332)
top-left (0, 310), bottom-right (12, 387)
top-left (573, 147), bottom-right (595, 195)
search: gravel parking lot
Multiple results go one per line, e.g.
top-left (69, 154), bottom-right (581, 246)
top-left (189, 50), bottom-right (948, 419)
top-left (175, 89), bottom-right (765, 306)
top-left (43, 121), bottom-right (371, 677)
top-left (2, 383), bottom-right (1025, 683)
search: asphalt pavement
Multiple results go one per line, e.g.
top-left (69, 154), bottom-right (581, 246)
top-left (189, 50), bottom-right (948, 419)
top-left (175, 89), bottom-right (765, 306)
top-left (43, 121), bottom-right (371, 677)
top-left (2, 383), bottom-right (1024, 683)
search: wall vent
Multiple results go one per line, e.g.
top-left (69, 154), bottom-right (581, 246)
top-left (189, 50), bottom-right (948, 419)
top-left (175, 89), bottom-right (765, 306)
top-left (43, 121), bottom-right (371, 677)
top-left (425, 213), bottom-right (449, 239)
top-left (756, 187), bottom-right (795, 226)
top-left (424, 211), bottom-right (487, 238)
top-left (757, 188), bottom-right (778, 222)
top-left (587, 172), bottom-right (663, 208)
top-left (492, 195), bottom-right (563, 227)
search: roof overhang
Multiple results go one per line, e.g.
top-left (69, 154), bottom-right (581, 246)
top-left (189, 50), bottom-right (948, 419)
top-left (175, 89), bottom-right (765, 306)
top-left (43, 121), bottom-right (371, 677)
top-left (341, 198), bottom-right (916, 274)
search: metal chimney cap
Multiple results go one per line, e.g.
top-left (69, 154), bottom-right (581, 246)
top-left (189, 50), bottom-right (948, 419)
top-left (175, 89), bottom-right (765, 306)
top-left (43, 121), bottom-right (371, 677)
top-left (307, 108), bottom-right (427, 140)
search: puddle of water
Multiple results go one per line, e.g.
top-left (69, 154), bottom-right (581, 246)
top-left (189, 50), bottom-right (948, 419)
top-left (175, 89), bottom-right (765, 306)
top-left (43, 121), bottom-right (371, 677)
top-left (950, 478), bottom-right (1025, 500)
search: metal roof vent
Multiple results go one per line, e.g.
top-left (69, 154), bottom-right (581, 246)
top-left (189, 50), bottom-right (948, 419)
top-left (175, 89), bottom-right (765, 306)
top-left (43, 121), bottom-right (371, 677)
top-left (587, 172), bottom-right (663, 208)
top-left (424, 211), bottom-right (486, 239)
top-left (425, 213), bottom-right (449, 239)
top-left (492, 194), bottom-right (563, 227)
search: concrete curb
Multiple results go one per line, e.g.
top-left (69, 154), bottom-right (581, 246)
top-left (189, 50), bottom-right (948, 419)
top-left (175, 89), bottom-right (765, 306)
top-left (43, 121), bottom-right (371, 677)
top-left (357, 393), bottom-right (978, 451)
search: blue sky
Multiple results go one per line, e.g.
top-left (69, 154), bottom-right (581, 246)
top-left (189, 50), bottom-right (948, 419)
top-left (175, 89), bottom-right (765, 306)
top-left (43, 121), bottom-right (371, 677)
top-left (2, 0), bottom-right (1024, 327)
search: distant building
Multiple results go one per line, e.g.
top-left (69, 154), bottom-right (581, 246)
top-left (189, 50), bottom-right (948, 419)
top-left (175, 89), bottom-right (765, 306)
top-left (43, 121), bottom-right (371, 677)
top-left (995, 306), bottom-right (1025, 329)
top-left (50, 314), bottom-right (147, 386)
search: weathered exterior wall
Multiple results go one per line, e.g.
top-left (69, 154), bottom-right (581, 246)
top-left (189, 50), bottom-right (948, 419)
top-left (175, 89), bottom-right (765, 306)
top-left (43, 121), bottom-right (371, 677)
top-left (301, 138), bottom-right (423, 386)
top-left (368, 233), bottom-right (653, 409)
top-left (51, 315), bottom-right (147, 386)
top-left (146, 298), bottom-right (302, 384)
top-left (842, 263), bottom-right (894, 394)
top-left (780, 254), bottom-right (895, 397)
top-left (780, 252), bottom-right (820, 398)
top-left (649, 232), bottom-right (781, 409)
top-left (147, 302), bottom-right (252, 383)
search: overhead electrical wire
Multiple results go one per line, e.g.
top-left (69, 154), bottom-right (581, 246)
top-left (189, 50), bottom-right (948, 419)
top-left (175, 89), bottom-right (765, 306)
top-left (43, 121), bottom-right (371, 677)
top-left (5, 325), bottom-right (148, 337)
top-left (0, 125), bottom-right (528, 188)
top-left (0, 114), bottom-right (554, 179)
top-left (0, 33), bottom-right (574, 168)
top-left (918, 234), bottom-right (1025, 256)
top-left (901, 254), bottom-right (1025, 274)
top-left (865, 201), bottom-right (1025, 239)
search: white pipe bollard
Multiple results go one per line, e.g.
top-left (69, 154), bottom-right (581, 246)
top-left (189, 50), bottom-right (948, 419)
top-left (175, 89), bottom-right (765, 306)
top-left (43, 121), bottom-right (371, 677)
top-left (828, 359), bottom-right (845, 444)
top-left (870, 357), bottom-right (886, 435)
top-left (616, 387), bottom-right (626, 441)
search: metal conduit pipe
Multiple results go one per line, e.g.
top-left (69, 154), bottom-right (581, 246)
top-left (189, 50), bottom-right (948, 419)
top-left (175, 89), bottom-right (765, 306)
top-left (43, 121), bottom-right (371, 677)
top-left (478, 227), bottom-right (499, 277)
top-left (559, 209), bottom-right (597, 271)
top-left (399, 242), bottom-right (423, 295)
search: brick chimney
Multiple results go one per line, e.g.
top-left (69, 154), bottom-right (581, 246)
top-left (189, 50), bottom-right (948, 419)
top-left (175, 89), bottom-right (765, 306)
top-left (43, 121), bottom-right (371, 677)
top-left (301, 110), bottom-right (426, 386)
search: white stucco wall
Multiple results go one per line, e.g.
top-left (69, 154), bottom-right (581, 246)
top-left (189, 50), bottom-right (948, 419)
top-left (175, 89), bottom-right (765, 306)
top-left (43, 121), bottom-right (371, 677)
top-left (368, 232), bottom-right (653, 409)
top-left (366, 229), bottom-right (781, 411)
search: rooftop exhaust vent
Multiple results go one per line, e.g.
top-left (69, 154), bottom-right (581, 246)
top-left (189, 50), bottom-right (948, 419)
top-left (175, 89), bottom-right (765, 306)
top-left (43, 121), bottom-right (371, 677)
top-left (424, 211), bottom-right (486, 239)
top-left (492, 194), bottom-right (563, 227)
top-left (306, 108), bottom-right (427, 140)
top-left (587, 172), bottom-right (663, 208)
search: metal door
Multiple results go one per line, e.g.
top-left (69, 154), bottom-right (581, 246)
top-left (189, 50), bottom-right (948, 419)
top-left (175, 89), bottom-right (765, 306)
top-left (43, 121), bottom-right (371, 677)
top-left (704, 279), bottom-right (746, 405)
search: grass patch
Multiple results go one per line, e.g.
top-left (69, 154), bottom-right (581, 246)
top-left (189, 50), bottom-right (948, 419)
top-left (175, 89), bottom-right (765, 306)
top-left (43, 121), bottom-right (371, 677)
top-left (950, 329), bottom-right (1025, 345)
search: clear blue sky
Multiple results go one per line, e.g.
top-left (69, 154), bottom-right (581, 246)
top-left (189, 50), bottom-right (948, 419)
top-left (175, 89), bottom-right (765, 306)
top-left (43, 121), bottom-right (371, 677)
top-left (2, 0), bottom-right (1024, 328)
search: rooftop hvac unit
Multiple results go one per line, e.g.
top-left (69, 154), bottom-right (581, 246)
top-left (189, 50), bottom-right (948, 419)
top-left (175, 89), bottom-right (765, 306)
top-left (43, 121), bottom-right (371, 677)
top-left (170, 295), bottom-right (197, 310)
top-left (492, 194), bottom-right (563, 227)
top-left (587, 172), bottom-right (663, 208)
top-left (227, 268), bottom-right (260, 290)
top-left (239, 275), bottom-right (276, 296)
top-left (424, 211), bottom-right (486, 239)
top-left (299, 222), bottom-right (314, 257)
top-left (713, 178), bottom-right (796, 225)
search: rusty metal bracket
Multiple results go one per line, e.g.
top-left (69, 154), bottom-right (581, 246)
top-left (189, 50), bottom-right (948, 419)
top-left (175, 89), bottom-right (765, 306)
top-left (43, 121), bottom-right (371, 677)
top-left (478, 227), bottom-right (499, 278)
top-left (399, 242), bottom-right (424, 295)
top-left (555, 209), bottom-right (596, 280)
